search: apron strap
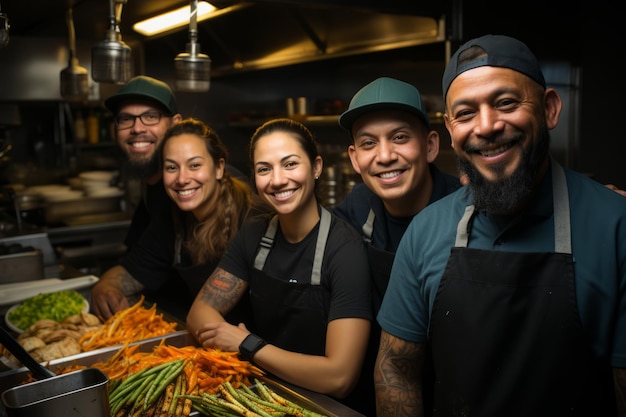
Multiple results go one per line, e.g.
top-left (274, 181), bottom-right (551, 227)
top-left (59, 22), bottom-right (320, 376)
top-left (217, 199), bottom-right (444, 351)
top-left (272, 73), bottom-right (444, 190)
top-left (253, 206), bottom-right (331, 285)
top-left (361, 208), bottom-right (375, 244)
top-left (551, 158), bottom-right (571, 254)
top-left (455, 205), bottom-right (475, 247)
top-left (311, 207), bottom-right (331, 285)
top-left (455, 158), bottom-right (571, 253)
top-left (253, 215), bottom-right (278, 270)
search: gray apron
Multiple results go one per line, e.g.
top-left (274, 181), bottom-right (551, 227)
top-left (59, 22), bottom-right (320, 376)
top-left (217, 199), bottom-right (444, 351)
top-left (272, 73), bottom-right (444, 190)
top-left (428, 161), bottom-right (616, 416)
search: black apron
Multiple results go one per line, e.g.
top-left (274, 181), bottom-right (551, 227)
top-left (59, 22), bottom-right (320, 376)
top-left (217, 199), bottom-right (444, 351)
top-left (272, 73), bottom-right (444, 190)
top-left (428, 161), bottom-right (616, 417)
top-left (248, 206), bottom-right (331, 355)
top-left (172, 233), bottom-right (254, 327)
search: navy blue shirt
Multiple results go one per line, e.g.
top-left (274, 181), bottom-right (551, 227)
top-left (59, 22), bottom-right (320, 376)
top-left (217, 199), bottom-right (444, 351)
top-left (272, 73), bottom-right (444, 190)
top-left (333, 164), bottom-right (461, 252)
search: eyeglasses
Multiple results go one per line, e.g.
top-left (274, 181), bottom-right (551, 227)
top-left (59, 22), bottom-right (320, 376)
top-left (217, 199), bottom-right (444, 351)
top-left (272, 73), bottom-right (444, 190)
top-left (115, 111), bottom-right (167, 130)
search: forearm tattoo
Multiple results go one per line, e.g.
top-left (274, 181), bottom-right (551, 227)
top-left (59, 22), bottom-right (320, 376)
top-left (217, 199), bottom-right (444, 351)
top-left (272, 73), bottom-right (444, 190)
top-left (200, 268), bottom-right (247, 314)
top-left (116, 269), bottom-right (145, 295)
top-left (375, 331), bottom-right (424, 417)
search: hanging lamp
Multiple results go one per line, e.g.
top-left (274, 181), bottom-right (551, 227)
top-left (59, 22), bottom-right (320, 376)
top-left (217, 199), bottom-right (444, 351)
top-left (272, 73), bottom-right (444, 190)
top-left (60, 7), bottom-right (89, 101)
top-left (174, 0), bottom-right (211, 92)
top-left (91, 0), bottom-right (132, 84)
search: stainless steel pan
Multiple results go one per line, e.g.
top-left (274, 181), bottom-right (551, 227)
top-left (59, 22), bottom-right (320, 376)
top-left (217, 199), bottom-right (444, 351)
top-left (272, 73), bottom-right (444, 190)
top-left (0, 326), bottom-right (110, 417)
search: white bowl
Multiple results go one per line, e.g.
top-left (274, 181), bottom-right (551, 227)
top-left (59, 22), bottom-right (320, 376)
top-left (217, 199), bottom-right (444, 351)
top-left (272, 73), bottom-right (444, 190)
top-left (5, 297), bottom-right (89, 333)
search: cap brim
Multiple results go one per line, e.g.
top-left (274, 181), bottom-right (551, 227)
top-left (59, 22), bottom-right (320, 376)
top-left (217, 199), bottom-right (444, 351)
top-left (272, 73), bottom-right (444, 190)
top-left (339, 102), bottom-right (429, 130)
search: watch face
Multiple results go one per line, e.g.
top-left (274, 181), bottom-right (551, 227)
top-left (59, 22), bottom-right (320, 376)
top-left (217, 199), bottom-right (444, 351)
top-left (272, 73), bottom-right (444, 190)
top-left (240, 334), bottom-right (265, 361)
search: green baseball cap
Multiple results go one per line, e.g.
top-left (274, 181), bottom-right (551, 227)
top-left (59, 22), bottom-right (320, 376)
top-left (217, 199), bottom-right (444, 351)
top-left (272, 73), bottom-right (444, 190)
top-left (104, 75), bottom-right (178, 115)
top-left (339, 77), bottom-right (430, 131)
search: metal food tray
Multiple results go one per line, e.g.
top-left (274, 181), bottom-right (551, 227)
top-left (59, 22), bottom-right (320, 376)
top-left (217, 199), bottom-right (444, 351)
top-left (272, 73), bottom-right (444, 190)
top-left (0, 330), bottom-right (340, 417)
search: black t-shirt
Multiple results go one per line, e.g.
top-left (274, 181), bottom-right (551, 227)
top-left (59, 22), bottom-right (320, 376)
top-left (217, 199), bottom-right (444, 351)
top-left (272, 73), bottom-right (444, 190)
top-left (219, 210), bottom-right (373, 325)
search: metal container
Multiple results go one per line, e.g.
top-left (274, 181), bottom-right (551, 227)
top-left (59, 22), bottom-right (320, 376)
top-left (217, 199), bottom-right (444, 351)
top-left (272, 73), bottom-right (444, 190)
top-left (0, 250), bottom-right (44, 284)
top-left (45, 196), bottom-right (122, 225)
top-left (1, 368), bottom-right (110, 417)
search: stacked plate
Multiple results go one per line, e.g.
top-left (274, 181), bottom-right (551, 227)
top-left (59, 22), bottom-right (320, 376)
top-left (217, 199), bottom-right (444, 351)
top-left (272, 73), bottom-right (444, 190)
top-left (78, 171), bottom-right (123, 198)
top-left (24, 185), bottom-right (83, 203)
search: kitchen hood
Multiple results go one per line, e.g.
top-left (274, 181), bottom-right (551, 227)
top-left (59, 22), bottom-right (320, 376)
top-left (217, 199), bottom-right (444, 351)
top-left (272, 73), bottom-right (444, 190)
top-left (140, 1), bottom-right (448, 77)
top-left (3, 0), bottom-right (449, 78)
top-left (146, 2), bottom-right (446, 77)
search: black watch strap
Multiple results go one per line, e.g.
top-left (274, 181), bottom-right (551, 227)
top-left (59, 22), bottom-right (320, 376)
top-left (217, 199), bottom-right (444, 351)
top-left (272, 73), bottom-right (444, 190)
top-left (239, 333), bottom-right (267, 362)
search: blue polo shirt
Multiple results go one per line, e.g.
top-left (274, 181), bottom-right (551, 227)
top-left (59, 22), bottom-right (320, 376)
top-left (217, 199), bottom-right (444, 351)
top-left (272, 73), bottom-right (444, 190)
top-left (379, 163), bottom-right (626, 367)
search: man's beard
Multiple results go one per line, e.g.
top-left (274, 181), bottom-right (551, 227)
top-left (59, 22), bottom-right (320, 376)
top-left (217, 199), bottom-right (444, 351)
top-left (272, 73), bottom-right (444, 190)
top-left (458, 127), bottom-right (551, 215)
top-left (123, 152), bottom-right (161, 180)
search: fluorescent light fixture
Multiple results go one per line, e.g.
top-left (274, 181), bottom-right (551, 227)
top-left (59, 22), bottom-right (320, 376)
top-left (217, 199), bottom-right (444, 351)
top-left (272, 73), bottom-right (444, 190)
top-left (133, 1), bottom-right (216, 37)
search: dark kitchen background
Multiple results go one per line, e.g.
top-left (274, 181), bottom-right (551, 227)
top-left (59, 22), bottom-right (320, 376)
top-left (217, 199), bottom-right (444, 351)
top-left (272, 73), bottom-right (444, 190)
top-left (0, 0), bottom-right (621, 275)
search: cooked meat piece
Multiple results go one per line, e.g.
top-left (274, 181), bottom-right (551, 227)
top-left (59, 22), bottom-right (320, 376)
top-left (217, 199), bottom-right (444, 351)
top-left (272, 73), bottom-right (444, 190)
top-left (29, 327), bottom-right (58, 341)
top-left (26, 319), bottom-right (61, 333)
top-left (62, 314), bottom-right (83, 325)
top-left (19, 336), bottom-right (46, 352)
top-left (79, 312), bottom-right (101, 326)
top-left (40, 329), bottom-right (83, 344)
top-left (31, 342), bottom-right (63, 362)
top-left (56, 337), bottom-right (81, 357)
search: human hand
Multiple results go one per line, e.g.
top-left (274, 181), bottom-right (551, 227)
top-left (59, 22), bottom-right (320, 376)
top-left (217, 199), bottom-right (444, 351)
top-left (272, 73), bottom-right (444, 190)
top-left (605, 184), bottom-right (626, 197)
top-left (195, 321), bottom-right (249, 352)
top-left (90, 280), bottom-right (130, 320)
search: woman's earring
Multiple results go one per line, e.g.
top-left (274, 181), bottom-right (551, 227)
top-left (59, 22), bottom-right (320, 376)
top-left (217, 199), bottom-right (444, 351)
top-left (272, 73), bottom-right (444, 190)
top-left (315, 176), bottom-right (319, 180)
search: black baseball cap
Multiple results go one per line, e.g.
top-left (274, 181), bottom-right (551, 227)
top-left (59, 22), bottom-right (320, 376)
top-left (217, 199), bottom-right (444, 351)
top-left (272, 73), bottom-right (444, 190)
top-left (442, 34), bottom-right (546, 99)
top-left (339, 77), bottom-right (430, 131)
top-left (104, 75), bottom-right (178, 115)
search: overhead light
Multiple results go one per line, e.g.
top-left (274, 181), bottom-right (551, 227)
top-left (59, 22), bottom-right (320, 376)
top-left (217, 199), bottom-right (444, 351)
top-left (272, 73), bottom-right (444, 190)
top-left (60, 7), bottom-right (89, 101)
top-left (174, 0), bottom-right (211, 92)
top-left (92, 0), bottom-right (133, 84)
top-left (133, 1), bottom-right (216, 37)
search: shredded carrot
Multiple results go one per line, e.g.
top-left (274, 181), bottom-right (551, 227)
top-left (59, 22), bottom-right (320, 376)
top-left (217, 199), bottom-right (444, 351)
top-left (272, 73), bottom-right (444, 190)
top-left (78, 296), bottom-right (178, 351)
top-left (89, 340), bottom-right (264, 396)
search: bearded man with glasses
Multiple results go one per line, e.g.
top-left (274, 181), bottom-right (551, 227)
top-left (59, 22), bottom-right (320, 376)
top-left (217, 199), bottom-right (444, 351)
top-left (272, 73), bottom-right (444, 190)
top-left (90, 76), bottom-right (183, 320)
top-left (90, 75), bottom-right (248, 321)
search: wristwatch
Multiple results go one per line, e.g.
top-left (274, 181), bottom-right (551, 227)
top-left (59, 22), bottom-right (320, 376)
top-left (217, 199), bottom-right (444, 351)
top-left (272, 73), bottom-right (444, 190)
top-left (239, 333), bottom-right (267, 362)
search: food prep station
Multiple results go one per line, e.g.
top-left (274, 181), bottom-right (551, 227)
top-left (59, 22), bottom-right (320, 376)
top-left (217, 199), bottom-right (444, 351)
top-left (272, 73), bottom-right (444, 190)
top-left (0, 330), bottom-right (366, 416)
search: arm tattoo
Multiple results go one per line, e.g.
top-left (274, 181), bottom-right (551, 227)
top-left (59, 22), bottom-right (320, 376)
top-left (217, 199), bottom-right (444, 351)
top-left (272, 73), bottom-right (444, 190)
top-left (375, 330), bottom-right (425, 417)
top-left (199, 267), bottom-right (247, 315)
top-left (115, 269), bottom-right (145, 295)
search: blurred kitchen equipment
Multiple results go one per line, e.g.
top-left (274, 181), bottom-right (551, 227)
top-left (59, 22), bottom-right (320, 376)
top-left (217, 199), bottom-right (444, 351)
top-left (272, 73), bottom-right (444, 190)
top-left (59, 7), bottom-right (89, 101)
top-left (0, 141), bottom-right (10, 160)
top-left (0, 248), bottom-right (44, 284)
top-left (175, 0), bottom-right (211, 92)
top-left (297, 97), bottom-right (308, 116)
top-left (91, 0), bottom-right (132, 84)
top-left (286, 97), bottom-right (295, 117)
top-left (11, 192), bottom-right (46, 229)
top-left (0, 1), bottom-right (9, 48)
